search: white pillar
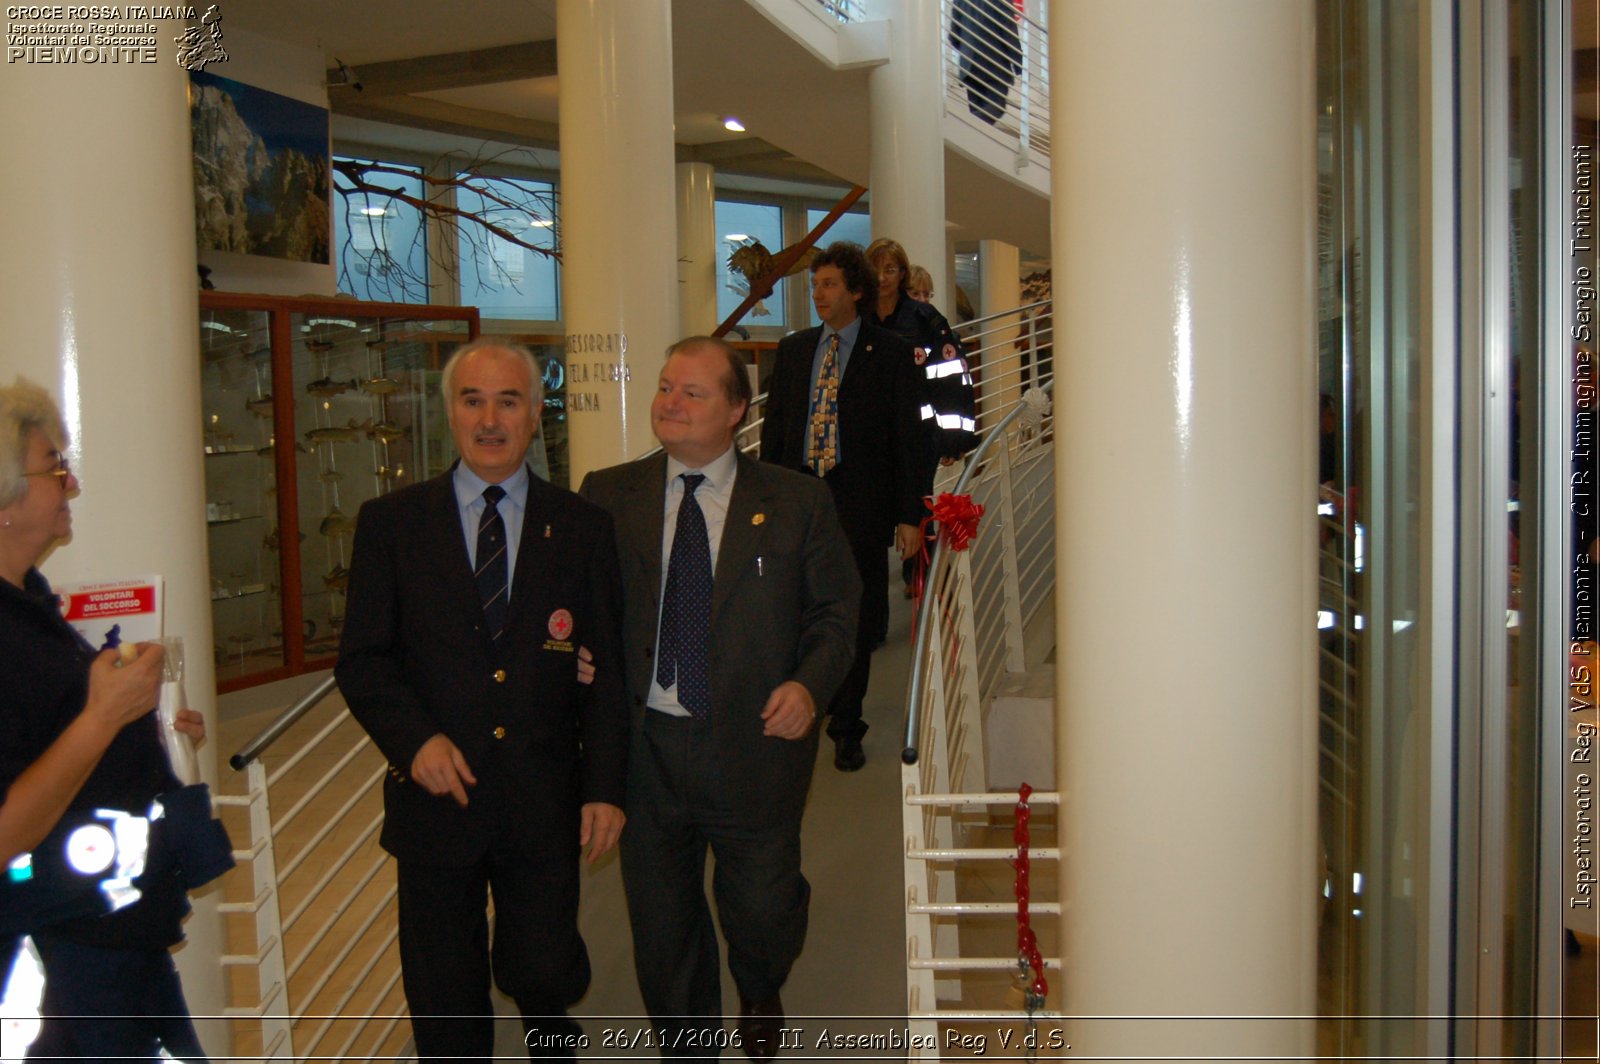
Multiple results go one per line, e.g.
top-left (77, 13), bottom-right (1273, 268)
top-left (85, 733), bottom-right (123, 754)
top-left (978, 239), bottom-right (1021, 420)
top-left (558, 0), bottom-right (679, 479)
top-left (1, 53), bottom-right (226, 1052)
top-left (676, 161), bottom-right (718, 336)
top-left (977, 238), bottom-right (1020, 317)
top-left (944, 233), bottom-right (960, 315)
top-left (868, 0), bottom-right (949, 303)
top-left (1051, 1), bottom-right (1318, 1059)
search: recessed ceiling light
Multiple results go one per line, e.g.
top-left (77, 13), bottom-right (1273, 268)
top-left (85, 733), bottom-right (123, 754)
top-left (360, 206), bottom-right (387, 217)
top-left (529, 217), bottom-right (553, 228)
top-left (723, 116), bottom-right (745, 132)
top-left (724, 233), bottom-right (749, 243)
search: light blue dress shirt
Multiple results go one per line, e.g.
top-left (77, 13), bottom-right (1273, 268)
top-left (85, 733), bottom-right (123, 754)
top-left (453, 462), bottom-right (530, 601)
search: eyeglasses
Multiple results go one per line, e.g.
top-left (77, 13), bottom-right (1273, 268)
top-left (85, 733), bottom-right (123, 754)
top-left (23, 455), bottom-right (71, 480)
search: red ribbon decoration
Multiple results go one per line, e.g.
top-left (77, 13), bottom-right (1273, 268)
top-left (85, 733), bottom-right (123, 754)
top-left (1013, 782), bottom-right (1049, 1002)
top-left (909, 493), bottom-right (986, 640)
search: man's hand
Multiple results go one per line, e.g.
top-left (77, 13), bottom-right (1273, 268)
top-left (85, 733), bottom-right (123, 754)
top-left (580, 802), bottom-right (625, 864)
top-left (760, 681), bottom-right (817, 740)
top-left (895, 522), bottom-right (922, 560)
top-left (410, 734), bottom-right (477, 808)
top-left (576, 645), bottom-right (595, 685)
top-left (173, 708), bottom-right (206, 744)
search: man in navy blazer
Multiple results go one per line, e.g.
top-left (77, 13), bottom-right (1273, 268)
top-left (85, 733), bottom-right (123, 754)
top-left (337, 338), bottom-right (628, 1062)
top-left (580, 337), bottom-right (858, 1060)
top-left (758, 242), bottom-right (927, 771)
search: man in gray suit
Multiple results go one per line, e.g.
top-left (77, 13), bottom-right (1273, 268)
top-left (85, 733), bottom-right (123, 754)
top-left (579, 337), bottom-right (859, 1061)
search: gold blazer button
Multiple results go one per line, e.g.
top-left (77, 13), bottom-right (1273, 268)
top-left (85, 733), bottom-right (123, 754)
top-left (493, 726), bottom-right (507, 740)
top-left (493, 669), bottom-right (507, 683)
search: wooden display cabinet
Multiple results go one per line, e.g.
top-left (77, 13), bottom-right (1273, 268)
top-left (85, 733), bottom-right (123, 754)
top-left (199, 292), bottom-right (479, 693)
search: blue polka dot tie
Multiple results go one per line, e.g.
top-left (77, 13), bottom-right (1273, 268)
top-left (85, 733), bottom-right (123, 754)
top-left (656, 473), bottom-right (712, 719)
top-left (476, 485), bottom-right (509, 641)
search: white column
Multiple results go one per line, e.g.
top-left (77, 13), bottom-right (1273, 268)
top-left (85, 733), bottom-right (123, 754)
top-left (977, 238), bottom-right (1021, 317)
top-left (1, 54), bottom-right (226, 1051)
top-left (944, 233), bottom-right (960, 317)
top-left (1051, 1), bottom-right (1318, 1059)
top-left (868, 0), bottom-right (949, 302)
top-left (978, 239), bottom-right (1021, 421)
top-left (676, 161), bottom-right (718, 336)
top-left (558, 0), bottom-right (679, 480)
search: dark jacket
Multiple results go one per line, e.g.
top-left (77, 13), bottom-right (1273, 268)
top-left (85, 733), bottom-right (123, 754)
top-left (336, 464), bottom-right (629, 868)
top-left (579, 451), bottom-right (859, 824)
top-left (871, 294), bottom-right (979, 459)
top-left (759, 320), bottom-right (928, 533)
top-left (0, 570), bottom-right (187, 947)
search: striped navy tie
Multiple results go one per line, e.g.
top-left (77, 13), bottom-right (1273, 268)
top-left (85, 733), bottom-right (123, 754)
top-left (476, 484), bottom-right (509, 641)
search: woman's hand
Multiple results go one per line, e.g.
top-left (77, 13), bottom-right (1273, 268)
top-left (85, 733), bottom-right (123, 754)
top-left (83, 643), bottom-right (163, 734)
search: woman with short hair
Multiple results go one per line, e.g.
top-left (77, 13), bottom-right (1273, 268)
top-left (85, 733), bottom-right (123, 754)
top-left (0, 376), bottom-right (209, 1061)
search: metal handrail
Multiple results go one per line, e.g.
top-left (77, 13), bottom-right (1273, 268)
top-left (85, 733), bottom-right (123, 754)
top-left (901, 379), bottom-right (1053, 765)
top-left (959, 297), bottom-right (1052, 333)
top-left (229, 672), bottom-right (339, 770)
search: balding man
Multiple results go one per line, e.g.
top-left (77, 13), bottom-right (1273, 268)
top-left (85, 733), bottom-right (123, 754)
top-left (337, 338), bottom-right (629, 1062)
top-left (581, 337), bottom-right (858, 1060)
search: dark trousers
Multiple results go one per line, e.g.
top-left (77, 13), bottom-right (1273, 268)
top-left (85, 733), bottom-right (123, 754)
top-left (899, 432), bottom-right (945, 594)
top-left (27, 932), bottom-right (208, 1062)
top-left (623, 713), bottom-right (809, 1054)
top-left (827, 515), bottom-right (887, 741)
top-left (396, 843), bottom-right (589, 1063)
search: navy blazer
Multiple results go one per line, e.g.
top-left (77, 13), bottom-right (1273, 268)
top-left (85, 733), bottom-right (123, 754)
top-left (336, 464), bottom-right (629, 867)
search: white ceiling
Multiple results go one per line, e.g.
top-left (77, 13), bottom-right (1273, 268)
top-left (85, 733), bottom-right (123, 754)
top-left (218, 0), bottom-right (1595, 267)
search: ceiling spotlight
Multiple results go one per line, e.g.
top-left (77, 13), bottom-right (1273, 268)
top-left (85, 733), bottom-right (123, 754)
top-left (723, 116), bottom-right (745, 132)
top-left (724, 233), bottom-right (749, 243)
top-left (529, 217), bottom-right (554, 228)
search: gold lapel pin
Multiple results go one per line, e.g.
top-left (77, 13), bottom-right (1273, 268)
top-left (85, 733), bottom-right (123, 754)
top-left (544, 524), bottom-right (552, 538)
top-left (752, 513), bottom-right (765, 526)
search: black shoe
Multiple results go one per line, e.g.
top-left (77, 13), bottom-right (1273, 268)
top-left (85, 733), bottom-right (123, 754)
top-left (738, 993), bottom-right (784, 1062)
top-left (833, 735), bottom-right (865, 772)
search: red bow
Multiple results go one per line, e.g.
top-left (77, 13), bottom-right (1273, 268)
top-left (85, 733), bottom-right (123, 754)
top-left (909, 494), bottom-right (986, 641)
top-left (928, 493), bottom-right (985, 552)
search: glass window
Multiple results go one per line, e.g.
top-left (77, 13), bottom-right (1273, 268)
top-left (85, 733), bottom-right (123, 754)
top-left (1316, 2), bottom-right (1435, 1055)
top-left (456, 174), bottom-right (561, 322)
top-left (803, 208), bottom-right (871, 327)
top-left (716, 200), bottom-right (786, 329)
top-left (332, 156), bottom-right (430, 304)
top-left (806, 207), bottom-right (871, 251)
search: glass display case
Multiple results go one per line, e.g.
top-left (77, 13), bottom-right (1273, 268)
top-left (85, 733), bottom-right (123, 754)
top-left (200, 293), bottom-right (478, 692)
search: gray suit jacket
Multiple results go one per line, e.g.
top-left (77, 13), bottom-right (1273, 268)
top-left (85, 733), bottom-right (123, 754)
top-left (580, 450), bottom-right (860, 821)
